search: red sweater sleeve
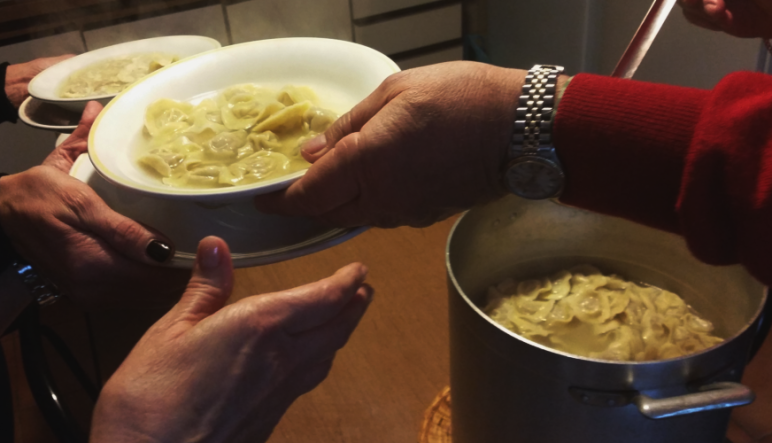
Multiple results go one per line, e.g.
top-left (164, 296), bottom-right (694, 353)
top-left (554, 72), bottom-right (772, 285)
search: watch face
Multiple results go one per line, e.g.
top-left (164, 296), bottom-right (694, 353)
top-left (504, 157), bottom-right (564, 199)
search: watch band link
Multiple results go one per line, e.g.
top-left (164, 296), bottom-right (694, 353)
top-left (510, 65), bottom-right (564, 157)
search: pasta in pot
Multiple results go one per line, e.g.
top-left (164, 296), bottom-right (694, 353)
top-left (137, 84), bottom-right (338, 188)
top-left (484, 265), bottom-right (724, 362)
top-left (59, 53), bottom-right (178, 98)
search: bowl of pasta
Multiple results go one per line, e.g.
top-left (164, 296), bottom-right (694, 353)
top-left (88, 37), bottom-right (399, 202)
top-left (28, 35), bottom-right (222, 112)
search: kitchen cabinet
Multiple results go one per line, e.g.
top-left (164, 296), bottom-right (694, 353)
top-left (83, 5), bottom-right (228, 49)
top-left (227, 0), bottom-right (352, 44)
top-left (351, 0), bottom-right (438, 20)
top-left (354, 3), bottom-right (462, 56)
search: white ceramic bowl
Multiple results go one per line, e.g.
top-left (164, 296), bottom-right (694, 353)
top-left (28, 35), bottom-right (222, 112)
top-left (89, 37), bottom-right (400, 203)
top-left (68, 152), bottom-right (367, 268)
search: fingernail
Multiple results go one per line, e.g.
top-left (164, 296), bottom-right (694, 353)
top-left (198, 238), bottom-right (221, 270)
top-left (146, 240), bottom-right (172, 263)
top-left (301, 134), bottom-right (326, 155)
top-left (361, 283), bottom-right (375, 301)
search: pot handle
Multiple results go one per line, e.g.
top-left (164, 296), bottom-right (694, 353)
top-left (635, 382), bottom-right (754, 419)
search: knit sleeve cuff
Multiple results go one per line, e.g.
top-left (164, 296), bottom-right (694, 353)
top-left (553, 73), bottom-right (707, 233)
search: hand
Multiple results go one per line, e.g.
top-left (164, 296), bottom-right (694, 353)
top-left (254, 61), bottom-right (530, 228)
top-left (5, 54), bottom-right (74, 108)
top-left (678, 0), bottom-right (772, 38)
top-left (0, 101), bottom-right (190, 309)
top-left (91, 236), bottom-right (373, 443)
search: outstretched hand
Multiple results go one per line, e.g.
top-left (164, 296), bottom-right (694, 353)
top-left (0, 101), bottom-right (190, 309)
top-left (678, 0), bottom-right (772, 38)
top-left (91, 236), bottom-right (373, 443)
top-left (254, 62), bottom-right (531, 228)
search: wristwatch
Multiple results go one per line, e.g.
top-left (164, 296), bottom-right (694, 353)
top-left (502, 64), bottom-right (565, 200)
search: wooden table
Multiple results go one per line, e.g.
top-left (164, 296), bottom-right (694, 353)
top-left (8, 214), bottom-right (772, 442)
top-left (229, 219), bottom-right (456, 443)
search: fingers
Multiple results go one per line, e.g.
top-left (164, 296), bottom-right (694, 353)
top-left (678, 0), bottom-right (724, 18)
top-left (293, 283), bottom-right (374, 362)
top-left (254, 132), bottom-right (362, 217)
top-left (43, 101), bottom-right (103, 172)
top-left (700, 0), bottom-right (725, 16)
top-left (283, 359), bottom-right (336, 402)
top-left (27, 54), bottom-right (77, 73)
top-left (74, 193), bottom-right (176, 265)
top-left (315, 199), bottom-right (369, 228)
top-left (68, 100), bottom-right (103, 144)
top-left (299, 134), bottom-right (328, 162)
top-left (276, 262), bottom-right (370, 334)
top-left (682, 7), bottom-right (725, 30)
top-left (300, 77), bottom-right (395, 162)
top-left (173, 236), bottom-right (234, 324)
top-left (43, 54), bottom-right (76, 65)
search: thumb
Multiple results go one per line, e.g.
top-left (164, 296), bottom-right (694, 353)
top-left (75, 191), bottom-right (177, 265)
top-left (43, 101), bottom-right (103, 172)
top-left (301, 80), bottom-right (392, 163)
top-left (174, 236), bottom-right (234, 325)
top-left (254, 132), bottom-right (361, 217)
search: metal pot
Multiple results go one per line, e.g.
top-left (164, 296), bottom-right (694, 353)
top-left (446, 196), bottom-right (769, 443)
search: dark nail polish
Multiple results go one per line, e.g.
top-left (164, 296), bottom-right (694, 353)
top-left (146, 240), bottom-right (172, 263)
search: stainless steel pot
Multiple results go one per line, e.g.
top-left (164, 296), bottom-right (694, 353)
top-left (446, 196), bottom-right (769, 443)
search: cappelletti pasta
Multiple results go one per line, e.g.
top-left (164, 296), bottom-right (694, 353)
top-left (137, 84), bottom-right (337, 188)
top-left (484, 265), bottom-right (723, 361)
top-left (59, 53), bottom-right (178, 98)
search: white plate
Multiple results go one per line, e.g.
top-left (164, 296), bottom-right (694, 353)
top-left (19, 96), bottom-right (80, 132)
top-left (29, 35), bottom-right (222, 112)
top-left (68, 153), bottom-right (366, 268)
top-left (89, 37), bottom-right (400, 203)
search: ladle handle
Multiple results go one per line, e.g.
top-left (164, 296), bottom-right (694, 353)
top-left (611, 0), bottom-right (677, 79)
top-left (634, 382), bottom-right (754, 419)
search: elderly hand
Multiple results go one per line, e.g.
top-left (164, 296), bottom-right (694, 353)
top-left (5, 54), bottom-right (74, 108)
top-left (91, 236), bottom-right (373, 443)
top-left (254, 62), bottom-right (535, 228)
top-left (678, 0), bottom-right (772, 38)
top-left (0, 101), bottom-right (190, 309)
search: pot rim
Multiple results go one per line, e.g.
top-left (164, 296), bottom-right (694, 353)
top-left (445, 204), bottom-right (770, 367)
